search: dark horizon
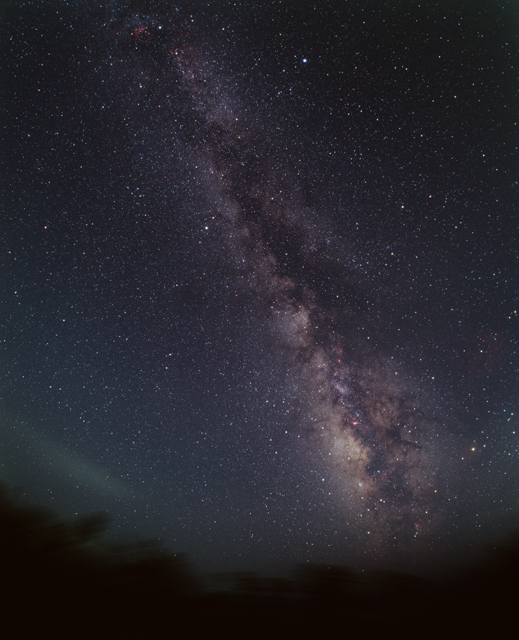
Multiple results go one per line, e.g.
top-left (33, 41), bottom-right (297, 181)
top-left (1, 482), bottom-right (519, 637)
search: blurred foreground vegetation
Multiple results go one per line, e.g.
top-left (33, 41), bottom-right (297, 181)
top-left (1, 485), bottom-right (518, 639)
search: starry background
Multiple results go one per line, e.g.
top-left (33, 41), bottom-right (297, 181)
top-left (1, 0), bottom-right (518, 577)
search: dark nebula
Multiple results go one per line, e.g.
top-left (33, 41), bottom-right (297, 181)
top-left (2, 0), bottom-right (518, 577)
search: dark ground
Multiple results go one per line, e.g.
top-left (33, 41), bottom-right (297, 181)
top-left (1, 486), bottom-right (517, 639)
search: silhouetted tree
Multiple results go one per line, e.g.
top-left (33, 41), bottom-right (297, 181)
top-left (0, 483), bottom-right (200, 637)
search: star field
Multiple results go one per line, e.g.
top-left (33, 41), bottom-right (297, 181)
top-left (1, 0), bottom-right (519, 577)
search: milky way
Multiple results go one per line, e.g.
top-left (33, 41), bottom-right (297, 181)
top-left (110, 7), bottom-right (459, 554)
top-left (2, 1), bottom-right (518, 576)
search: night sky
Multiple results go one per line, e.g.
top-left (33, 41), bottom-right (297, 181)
top-left (2, 0), bottom-right (518, 578)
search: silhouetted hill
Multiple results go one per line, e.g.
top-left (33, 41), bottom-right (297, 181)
top-left (0, 484), bottom-right (518, 639)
